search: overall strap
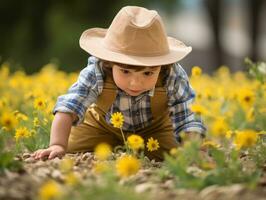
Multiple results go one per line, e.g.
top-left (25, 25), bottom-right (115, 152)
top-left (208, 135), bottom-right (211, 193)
top-left (96, 74), bottom-right (169, 117)
top-left (151, 73), bottom-right (168, 117)
top-left (95, 76), bottom-right (117, 113)
top-left (150, 86), bottom-right (168, 117)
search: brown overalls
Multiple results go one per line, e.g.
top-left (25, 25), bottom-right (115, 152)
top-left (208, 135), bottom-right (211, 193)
top-left (67, 75), bottom-right (178, 161)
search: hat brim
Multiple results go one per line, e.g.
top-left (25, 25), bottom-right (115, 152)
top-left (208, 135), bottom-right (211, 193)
top-left (79, 28), bottom-right (192, 66)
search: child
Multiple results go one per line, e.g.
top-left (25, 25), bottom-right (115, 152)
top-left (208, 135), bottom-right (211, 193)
top-left (33, 6), bottom-right (206, 161)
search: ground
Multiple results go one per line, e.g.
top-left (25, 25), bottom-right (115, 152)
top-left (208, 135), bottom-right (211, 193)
top-left (1, 152), bottom-right (266, 200)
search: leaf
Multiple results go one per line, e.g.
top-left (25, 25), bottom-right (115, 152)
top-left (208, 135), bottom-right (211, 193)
top-left (209, 148), bottom-right (226, 168)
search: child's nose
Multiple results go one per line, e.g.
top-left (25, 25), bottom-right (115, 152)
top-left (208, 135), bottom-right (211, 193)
top-left (129, 76), bottom-right (141, 87)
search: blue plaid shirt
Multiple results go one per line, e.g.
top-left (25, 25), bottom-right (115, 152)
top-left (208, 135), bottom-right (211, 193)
top-left (54, 56), bottom-right (206, 138)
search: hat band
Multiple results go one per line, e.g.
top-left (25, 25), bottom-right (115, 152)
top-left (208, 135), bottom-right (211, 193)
top-left (102, 40), bottom-right (169, 57)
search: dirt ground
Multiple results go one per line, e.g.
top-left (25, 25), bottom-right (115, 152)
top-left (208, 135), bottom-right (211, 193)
top-left (1, 152), bottom-right (266, 200)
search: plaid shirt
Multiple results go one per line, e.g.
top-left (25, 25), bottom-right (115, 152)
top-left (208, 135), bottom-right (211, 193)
top-left (54, 56), bottom-right (206, 139)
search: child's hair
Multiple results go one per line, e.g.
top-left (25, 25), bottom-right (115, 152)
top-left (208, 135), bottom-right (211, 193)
top-left (100, 60), bottom-right (172, 83)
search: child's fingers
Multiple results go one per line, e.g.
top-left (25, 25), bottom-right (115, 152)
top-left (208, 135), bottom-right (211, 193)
top-left (48, 150), bottom-right (64, 160)
top-left (31, 149), bottom-right (44, 159)
top-left (31, 149), bottom-right (41, 157)
top-left (48, 151), bottom-right (58, 159)
top-left (31, 151), bottom-right (37, 157)
top-left (38, 149), bottom-right (52, 159)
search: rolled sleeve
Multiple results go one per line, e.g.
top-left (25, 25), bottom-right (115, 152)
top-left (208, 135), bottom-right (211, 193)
top-left (167, 64), bottom-right (206, 139)
top-left (53, 58), bottom-right (101, 125)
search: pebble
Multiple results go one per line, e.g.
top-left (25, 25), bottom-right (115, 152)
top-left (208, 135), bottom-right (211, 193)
top-left (22, 153), bottom-right (31, 159)
top-left (4, 170), bottom-right (20, 179)
top-left (51, 170), bottom-right (63, 180)
top-left (51, 157), bottom-right (61, 166)
top-left (24, 157), bottom-right (36, 163)
top-left (81, 152), bottom-right (93, 161)
top-left (135, 182), bottom-right (156, 193)
top-left (74, 157), bottom-right (82, 166)
top-left (199, 185), bottom-right (221, 199)
top-left (162, 179), bottom-right (174, 189)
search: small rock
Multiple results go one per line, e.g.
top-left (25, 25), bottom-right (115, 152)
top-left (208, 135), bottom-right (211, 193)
top-left (139, 169), bottom-right (153, 176)
top-left (35, 168), bottom-right (51, 178)
top-left (24, 157), bottom-right (36, 163)
top-left (4, 170), bottom-right (19, 179)
top-left (22, 153), bottom-right (31, 160)
top-left (175, 189), bottom-right (199, 200)
top-left (135, 183), bottom-right (156, 193)
top-left (81, 152), bottom-right (93, 161)
top-left (14, 155), bottom-right (23, 161)
top-left (162, 179), bottom-right (174, 189)
top-left (51, 170), bottom-right (63, 180)
top-left (51, 157), bottom-right (61, 166)
top-left (75, 157), bottom-right (81, 166)
top-left (199, 185), bottom-right (221, 200)
top-left (219, 184), bottom-right (245, 199)
top-left (34, 160), bottom-right (47, 168)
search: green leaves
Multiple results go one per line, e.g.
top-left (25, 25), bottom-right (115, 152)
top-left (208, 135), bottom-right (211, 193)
top-left (164, 140), bottom-right (261, 190)
top-left (0, 135), bottom-right (22, 173)
top-left (245, 58), bottom-right (266, 84)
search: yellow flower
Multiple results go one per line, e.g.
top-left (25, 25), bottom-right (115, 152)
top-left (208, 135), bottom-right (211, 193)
top-left (14, 127), bottom-right (31, 141)
top-left (64, 172), bottom-right (79, 186)
top-left (191, 66), bottom-right (202, 76)
top-left (127, 134), bottom-right (144, 151)
top-left (38, 180), bottom-right (62, 200)
top-left (190, 103), bottom-right (208, 116)
top-left (237, 88), bottom-right (255, 109)
top-left (0, 101), bottom-right (4, 110)
top-left (43, 118), bottom-right (49, 125)
top-left (110, 112), bottom-right (124, 128)
top-left (258, 130), bottom-right (266, 135)
top-left (246, 107), bottom-right (255, 122)
top-left (225, 130), bottom-right (234, 139)
top-left (34, 97), bottom-right (47, 110)
top-left (259, 107), bottom-right (266, 114)
top-left (169, 148), bottom-right (179, 156)
top-left (30, 129), bottom-right (37, 136)
top-left (200, 162), bottom-right (216, 170)
top-left (13, 110), bottom-right (28, 121)
top-left (234, 130), bottom-right (258, 150)
top-left (201, 140), bottom-right (220, 149)
top-left (0, 63), bottom-right (10, 78)
top-left (0, 111), bottom-right (18, 131)
top-left (33, 117), bottom-right (40, 127)
top-left (94, 143), bottom-right (112, 160)
top-left (93, 161), bottom-right (109, 174)
top-left (146, 137), bottom-right (160, 152)
top-left (116, 155), bottom-right (140, 177)
top-left (217, 65), bottom-right (230, 76)
top-left (59, 157), bottom-right (74, 172)
top-left (211, 117), bottom-right (229, 137)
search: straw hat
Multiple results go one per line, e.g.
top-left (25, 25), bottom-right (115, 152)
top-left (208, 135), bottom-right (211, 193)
top-left (80, 6), bottom-right (192, 66)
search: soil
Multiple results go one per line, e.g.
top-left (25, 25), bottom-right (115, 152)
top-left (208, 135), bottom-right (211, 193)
top-left (0, 152), bottom-right (266, 200)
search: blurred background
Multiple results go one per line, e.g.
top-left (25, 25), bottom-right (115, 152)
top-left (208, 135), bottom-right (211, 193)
top-left (1, 0), bottom-right (266, 74)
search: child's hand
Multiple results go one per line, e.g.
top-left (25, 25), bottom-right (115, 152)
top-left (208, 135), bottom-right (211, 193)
top-left (32, 145), bottom-right (66, 160)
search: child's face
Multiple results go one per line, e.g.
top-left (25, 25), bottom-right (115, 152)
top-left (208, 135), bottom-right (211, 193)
top-left (112, 64), bottom-right (161, 96)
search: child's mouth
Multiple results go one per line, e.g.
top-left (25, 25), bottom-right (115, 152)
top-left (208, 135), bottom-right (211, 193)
top-left (128, 89), bottom-right (142, 95)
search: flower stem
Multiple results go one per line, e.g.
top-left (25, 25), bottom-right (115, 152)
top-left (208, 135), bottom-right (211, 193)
top-left (120, 128), bottom-right (126, 144)
top-left (120, 128), bottom-right (130, 153)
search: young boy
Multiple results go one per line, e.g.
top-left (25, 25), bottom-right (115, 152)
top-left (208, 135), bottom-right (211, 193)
top-left (33, 6), bottom-right (206, 161)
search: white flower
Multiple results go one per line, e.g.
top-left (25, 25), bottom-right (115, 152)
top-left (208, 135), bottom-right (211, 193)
top-left (258, 62), bottom-right (266, 75)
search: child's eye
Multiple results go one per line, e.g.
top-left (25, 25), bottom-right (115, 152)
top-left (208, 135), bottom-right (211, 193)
top-left (120, 69), bottom-right (130, 74)
top-left (144, 71), bottom-right (154, 76)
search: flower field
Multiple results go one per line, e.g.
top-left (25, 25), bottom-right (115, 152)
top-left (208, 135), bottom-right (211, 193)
top-left (0, 59), bottom-right (266, 200)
